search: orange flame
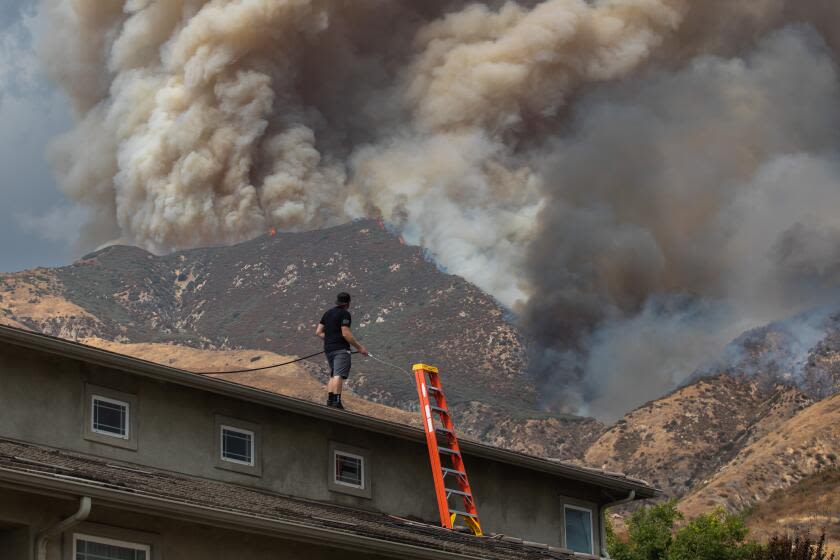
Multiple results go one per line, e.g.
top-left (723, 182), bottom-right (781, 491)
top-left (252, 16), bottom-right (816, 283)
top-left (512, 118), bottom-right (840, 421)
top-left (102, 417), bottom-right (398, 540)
top-left (268, 227), bottom-right (277, 237)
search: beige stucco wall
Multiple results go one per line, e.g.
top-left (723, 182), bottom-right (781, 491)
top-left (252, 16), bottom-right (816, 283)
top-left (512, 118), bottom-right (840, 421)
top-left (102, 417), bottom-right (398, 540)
top-left (0, 341), bottom-right (604, 552)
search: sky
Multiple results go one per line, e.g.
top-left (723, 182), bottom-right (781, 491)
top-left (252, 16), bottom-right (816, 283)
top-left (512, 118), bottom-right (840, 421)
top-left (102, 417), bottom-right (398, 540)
top-left (0, 0), bottom-right (76, 273)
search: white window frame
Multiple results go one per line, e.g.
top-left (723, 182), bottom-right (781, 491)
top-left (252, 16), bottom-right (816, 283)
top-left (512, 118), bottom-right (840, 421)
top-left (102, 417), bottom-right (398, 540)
top-left (73, 533), bottom-right (150, 559)
top-left (333, 449), bottom-right (365, 490)
top-left (90, 395), bottom-right (130, 440)
top-left (220, 425), bottom-right (255, 466)
top-left (563, 504), bottom-right (595, 555)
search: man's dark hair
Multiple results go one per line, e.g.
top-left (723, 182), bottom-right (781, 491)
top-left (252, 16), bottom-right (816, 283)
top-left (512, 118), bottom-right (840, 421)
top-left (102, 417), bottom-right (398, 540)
top-left (336, 292), bottom-right (351, 306)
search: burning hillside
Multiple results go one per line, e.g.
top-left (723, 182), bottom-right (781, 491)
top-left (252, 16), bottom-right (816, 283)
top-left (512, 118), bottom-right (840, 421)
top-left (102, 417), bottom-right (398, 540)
top-left (37, 0), bottom-right (840, 417)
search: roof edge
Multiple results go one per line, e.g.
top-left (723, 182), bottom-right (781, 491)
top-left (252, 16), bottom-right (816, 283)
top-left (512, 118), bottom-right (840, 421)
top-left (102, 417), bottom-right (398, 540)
top-left (0, 467), bottom-right (486, 560)
top-left (0, 325), bottom-right (658, 498)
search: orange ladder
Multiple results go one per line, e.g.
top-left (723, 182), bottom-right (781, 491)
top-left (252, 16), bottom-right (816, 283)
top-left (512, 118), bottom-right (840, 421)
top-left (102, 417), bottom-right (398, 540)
top-left (413, 363), bottom-right (482, 536)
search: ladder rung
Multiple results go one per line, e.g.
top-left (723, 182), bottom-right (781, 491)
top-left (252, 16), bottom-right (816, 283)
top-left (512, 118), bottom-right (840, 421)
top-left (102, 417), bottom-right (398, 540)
top-left (441, 467), bottom-right (465, 477)
top-left (430, 406), bottom-right (449, 415)
top-left (439, 447), bottom-right (460, 456)
top-left (427, 386), bottom-right (441, 393)
top-left (435, 427), bottom-right (454, 436)
top-left (449, 509), bottom-right (479, 519)
top-left (445, 488), bottom-right (472, 497)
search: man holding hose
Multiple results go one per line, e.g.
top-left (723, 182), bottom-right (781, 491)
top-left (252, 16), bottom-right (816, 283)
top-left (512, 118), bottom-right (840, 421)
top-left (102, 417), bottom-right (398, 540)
top-left (316, 292), bottom-right (368, 409)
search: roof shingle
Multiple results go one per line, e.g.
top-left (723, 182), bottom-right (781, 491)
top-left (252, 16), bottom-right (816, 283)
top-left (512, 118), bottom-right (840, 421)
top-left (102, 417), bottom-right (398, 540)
top-left (0, 438), bottom-right (580, 559)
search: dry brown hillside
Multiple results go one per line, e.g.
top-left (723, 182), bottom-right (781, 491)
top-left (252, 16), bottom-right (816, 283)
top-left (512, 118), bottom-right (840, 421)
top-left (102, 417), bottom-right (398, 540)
top-left (0, 271), bottom-right (100, 337)
top-left (745, 468), bottom-right (840, 554)
top-left (679, 391), bottom-right (840, 518)
top-left (585, 375), bottom-right (812, 498)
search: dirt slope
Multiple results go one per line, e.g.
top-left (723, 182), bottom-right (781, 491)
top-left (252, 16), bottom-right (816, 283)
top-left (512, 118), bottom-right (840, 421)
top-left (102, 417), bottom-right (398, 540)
top-left (585, 375), bottom-right (812, 498)
top-left (745, 468), bottom-right (840, 554)
top-left (679, 391), bottom-right (840, 518)
top-left (0, 271), bottom-right (101, 337)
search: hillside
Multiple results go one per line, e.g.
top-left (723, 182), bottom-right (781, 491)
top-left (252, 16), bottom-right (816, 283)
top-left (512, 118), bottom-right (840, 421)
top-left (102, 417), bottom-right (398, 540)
top-left (745, 468), bottom-right (840, 554)
top-left (679, 390), bottom-right (840, 518)
top-left (584, 375), bottom-right (813, 498)
top-left (0, 220), bottom-right (604, 460)
top-left (584, 310), bottom-right (840, 504)
top-left (705, 310), bottom-right (840, 399)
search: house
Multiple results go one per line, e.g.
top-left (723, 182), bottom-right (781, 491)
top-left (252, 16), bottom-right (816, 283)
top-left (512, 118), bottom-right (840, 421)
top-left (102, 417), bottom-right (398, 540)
top-left (0, 325), bottom-right (658, 559)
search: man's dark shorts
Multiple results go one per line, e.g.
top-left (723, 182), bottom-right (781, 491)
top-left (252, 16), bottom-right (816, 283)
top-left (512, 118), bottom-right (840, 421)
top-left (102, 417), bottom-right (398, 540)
top-left (327, 349), bottom-right (352, 380)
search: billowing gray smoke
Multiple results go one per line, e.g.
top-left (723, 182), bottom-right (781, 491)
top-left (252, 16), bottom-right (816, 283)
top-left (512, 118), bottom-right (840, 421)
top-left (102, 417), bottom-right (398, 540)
top-left (41, 0), bottom-right (840, 419)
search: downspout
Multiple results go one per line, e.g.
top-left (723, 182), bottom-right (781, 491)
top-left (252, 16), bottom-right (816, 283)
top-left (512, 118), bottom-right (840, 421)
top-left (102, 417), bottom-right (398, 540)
top-left (598, 490), bottom-right (634, 559)
top-left (35, 496), bottom-right (91, 560)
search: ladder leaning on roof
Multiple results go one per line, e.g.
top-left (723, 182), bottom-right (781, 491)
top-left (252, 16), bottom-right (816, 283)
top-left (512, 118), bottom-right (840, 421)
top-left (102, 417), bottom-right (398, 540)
top-left (413, 363), bottom-right (482, 537)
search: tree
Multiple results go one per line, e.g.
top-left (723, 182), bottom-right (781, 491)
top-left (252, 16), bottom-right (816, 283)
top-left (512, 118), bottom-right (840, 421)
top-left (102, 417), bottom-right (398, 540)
top-left (607, 500), bottom-right (682, 560)
top-left (606, 502), bottom-right (760, 560)
top-left (669, 508), bottom-right (760, 560)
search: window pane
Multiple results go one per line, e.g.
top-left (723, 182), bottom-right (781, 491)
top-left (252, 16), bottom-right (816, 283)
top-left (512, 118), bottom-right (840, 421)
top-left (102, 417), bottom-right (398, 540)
top-left (76, 538), bottom-right (147, 560)
top-left (565, 507), bottom-right (593, 554)
top-left (93, 399), bottom-right (127, 437)
top-left (222, 429), bottom-right (252, 463)
top-left (336, 454), bottom-right (363, 487)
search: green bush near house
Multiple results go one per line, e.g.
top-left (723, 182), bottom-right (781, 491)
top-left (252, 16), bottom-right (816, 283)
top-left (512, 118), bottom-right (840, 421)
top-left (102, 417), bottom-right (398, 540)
top-left (607, 501), bottom-right (832, 560)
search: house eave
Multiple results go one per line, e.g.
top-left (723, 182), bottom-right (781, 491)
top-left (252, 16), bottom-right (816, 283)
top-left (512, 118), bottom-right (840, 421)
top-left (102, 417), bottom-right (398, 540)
top-left (0, 324), bottom-right (659, 499)
top-left (0, 467), bottom-right (487, 560)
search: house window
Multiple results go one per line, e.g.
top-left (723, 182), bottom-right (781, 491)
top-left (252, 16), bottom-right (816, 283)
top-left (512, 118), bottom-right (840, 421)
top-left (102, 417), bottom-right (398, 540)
top-left (74, 534), bottom-right (149, 560)
top-left (328, 442), bottom-right (371, 498)
top-left (220, 425), bottom-right (254, 466)
top-left (564, 505), bottom-right (594, 555)
top-left (334, 450), bottom-right (364, 489)
top-left (213, 416), bottom-right (261, 476)
top-left (91, 395), bottom-right (129, 439)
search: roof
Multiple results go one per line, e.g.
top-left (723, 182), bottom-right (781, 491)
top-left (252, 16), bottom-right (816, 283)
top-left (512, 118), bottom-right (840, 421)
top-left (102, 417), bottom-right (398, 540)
top-left (0, 438), bottom-right (581, 560)
top-left (0, 324), bottom-right (657, 498)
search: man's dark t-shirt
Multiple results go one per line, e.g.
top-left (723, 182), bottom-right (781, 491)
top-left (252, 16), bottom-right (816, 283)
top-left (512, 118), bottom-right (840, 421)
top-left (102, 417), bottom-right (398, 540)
top-left (320, 306), bottom-right (352, 352)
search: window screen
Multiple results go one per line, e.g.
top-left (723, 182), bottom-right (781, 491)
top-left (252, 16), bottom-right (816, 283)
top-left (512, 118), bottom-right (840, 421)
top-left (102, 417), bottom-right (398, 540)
top-left (221, 426), bottom-right (254, 465)
top-left (92, 396), bottom-right (129, 439)
top-left (335, 451), bottom-right (364, 488)
top-left (564, 506), bottom-right (593, 554)
top-left (75, 535), bottom-right (148, 560)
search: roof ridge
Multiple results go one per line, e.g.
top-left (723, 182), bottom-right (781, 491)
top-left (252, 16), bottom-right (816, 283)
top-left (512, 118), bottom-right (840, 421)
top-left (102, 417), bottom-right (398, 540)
top-left (0, 324), bottom-right (658, 496)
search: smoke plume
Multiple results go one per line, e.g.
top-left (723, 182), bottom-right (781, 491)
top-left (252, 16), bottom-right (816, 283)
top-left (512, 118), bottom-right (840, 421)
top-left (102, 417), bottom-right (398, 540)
top-left (40, 0), bottom-right (840, 418)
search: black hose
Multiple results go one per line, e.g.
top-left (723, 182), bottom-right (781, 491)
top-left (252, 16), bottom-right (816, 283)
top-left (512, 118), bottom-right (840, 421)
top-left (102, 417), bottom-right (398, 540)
top-left (194, 350), bottom-right (414, 383)
top-left (195, 350), bottom-right (358, 375)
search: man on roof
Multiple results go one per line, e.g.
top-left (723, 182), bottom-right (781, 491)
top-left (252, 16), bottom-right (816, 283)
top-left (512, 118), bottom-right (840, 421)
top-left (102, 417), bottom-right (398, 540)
top-left (316, 292), bottom-right (368, 409)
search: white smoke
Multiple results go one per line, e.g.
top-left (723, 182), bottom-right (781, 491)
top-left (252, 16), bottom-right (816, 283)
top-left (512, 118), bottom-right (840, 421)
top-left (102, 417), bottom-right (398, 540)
top-left (39, 0), bottom-right (840, 417)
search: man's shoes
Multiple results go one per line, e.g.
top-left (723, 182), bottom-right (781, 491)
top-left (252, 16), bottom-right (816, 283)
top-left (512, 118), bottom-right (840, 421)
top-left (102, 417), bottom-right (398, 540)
top-left (327, 394), bottom-right (345, 410)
